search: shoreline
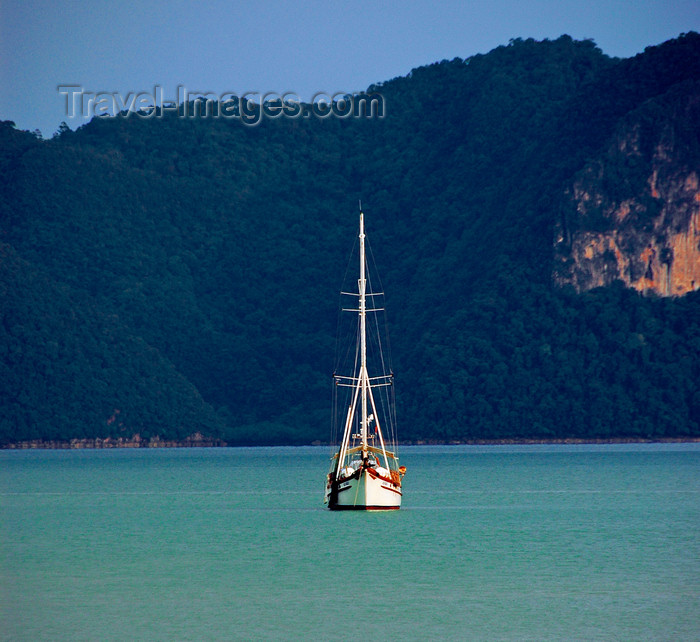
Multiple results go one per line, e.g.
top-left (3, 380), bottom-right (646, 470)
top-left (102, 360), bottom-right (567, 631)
top-left (3, 436), bottom-right (699, 450)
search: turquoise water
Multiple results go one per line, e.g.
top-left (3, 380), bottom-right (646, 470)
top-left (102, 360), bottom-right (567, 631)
top-left (1, 444), bottom-right (698, 640)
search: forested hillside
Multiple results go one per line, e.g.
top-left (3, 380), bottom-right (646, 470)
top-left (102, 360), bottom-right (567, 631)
top-left (1, 33), bottom-right (699, 445)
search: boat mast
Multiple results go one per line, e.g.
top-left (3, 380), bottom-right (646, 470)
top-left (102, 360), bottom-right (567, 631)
top-left (359, 204), bottom-right (368, 457)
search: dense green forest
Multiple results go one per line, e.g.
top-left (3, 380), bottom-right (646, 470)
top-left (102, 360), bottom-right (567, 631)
top-left (1, 33), bottom-right (699, 445)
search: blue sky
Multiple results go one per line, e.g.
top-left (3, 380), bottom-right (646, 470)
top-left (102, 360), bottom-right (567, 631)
top-left (1, 0), bottom-right (698, 137)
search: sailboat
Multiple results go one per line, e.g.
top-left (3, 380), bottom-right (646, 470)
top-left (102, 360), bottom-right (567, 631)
top-left (324, 207), bottom-right (406, 510)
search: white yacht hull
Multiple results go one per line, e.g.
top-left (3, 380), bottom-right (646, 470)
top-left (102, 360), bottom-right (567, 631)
top-left (328, 468), bottom-right (402, 510)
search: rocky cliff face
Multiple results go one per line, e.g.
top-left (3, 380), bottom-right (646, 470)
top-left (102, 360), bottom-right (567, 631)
top-left (554, 82), bottom-right (700, 296)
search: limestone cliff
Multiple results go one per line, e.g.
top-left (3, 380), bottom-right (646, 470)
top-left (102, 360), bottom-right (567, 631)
top-left (554, 81), bottom-right (700, 296)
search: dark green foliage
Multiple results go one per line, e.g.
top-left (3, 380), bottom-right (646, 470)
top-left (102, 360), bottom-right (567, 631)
top-left (402, 282), bottom-right (700, 441)
top-left (1, 33), bottom-right (699, 444)
top-left (0, 243), bottom-right (224, 443)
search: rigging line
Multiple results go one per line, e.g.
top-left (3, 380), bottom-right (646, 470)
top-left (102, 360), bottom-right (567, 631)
top-left (335, 305), bottom-right (357, 376)
top-left (365, 235), bottom-right (384, 292)
top-left (364, 269), bottom-right (391, 383)
top-left (367, 324), bottom-right (395, 443)
top-left (366, 236), bottom-right (396, 376)
top-left (335, 290), bottom-right (359, 380)
top-left (330, 366), bottom-right (336, 443)
top-left (366, 377), bottom-right (390, 468)
top-left (374, 314), bottom-right (388, 379)
top-left (387, 381), bottom-right (397, 447)
top-left (333, 234), bottom-right (359, 374)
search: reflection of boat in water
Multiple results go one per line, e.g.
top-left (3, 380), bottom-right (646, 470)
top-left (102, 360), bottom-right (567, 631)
top-left (324, 207), bottom-right (405, 510)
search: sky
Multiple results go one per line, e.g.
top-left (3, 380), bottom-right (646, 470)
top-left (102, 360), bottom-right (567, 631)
top-left (1, 0), bottom-right (698, 137)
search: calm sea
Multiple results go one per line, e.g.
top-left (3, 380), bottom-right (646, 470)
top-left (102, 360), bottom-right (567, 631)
top-left (1, 444), bottom-right (698, 641)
